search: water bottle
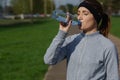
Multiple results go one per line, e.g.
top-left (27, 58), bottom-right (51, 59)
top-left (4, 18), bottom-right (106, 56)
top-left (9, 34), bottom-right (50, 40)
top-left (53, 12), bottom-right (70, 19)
top-left (51, 10), bottom-right (81, 26)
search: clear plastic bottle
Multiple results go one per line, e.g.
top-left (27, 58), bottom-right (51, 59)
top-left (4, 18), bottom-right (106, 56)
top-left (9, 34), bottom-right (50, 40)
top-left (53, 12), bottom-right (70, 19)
top-left (51, 10), bottom-right (81, 26)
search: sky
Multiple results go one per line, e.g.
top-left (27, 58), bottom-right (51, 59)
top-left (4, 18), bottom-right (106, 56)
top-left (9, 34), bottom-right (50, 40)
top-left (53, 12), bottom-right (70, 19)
top-left (54, 0), bottom-right (83, 8)
top-left (0, 0), bottom-right (83, 8)
top-left (0, 0), bottom-right (11, 7)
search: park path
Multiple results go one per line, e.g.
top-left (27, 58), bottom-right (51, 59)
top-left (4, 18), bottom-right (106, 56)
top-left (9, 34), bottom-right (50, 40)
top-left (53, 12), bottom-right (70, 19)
top-left (43, 27), bottom-right (120, 80)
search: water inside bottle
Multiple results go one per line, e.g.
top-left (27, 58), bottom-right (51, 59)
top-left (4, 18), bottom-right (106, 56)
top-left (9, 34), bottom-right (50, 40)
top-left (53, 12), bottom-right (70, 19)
top-left (51, 10), bottom-right (81, 26)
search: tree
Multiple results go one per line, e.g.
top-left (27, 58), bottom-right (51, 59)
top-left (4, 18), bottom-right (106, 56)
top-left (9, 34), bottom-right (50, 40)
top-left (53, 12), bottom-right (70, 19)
top-left (11, 0), bottom-right (30, 14)
top-left (66, 4), bottom-right (74, 14)
top-left (46, 0), bottom-right (55, 14)
top-left (73, 6), bottom-right (78, 14)
top-left (58, 4), bottom-right (78, 14)
top-left (4, 6), bottom-right (14, 14)
top-left (98, 0), bottom-right (120, 15)
top-left (11, 0), bottom-right (55, 14)
top-left (32, 0), bottom-right (55, 14)
top-left (33, 0), bottom-right (44, 14)
top-left (112, 0), bottom-right (120, 14)
top-left (0, 5), bottom-right (3, 13)
top-left (59, 5), bottom-right (67, 12)
top-left (44, 0), bottom-right (55, 15)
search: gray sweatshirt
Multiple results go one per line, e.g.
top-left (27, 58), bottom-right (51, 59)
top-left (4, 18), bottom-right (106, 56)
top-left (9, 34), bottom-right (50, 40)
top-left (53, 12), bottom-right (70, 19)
top-left (44, 30), bottom-right (120, 80)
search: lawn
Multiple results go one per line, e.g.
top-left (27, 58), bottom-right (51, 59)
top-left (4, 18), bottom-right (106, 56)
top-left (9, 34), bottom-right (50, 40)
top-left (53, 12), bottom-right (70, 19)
top-left (0, 16), bottom-right (119, 80)
top-left (0, 18), bottom-right (58, 80)
top-left (111, 16), bottom-right (120, 38)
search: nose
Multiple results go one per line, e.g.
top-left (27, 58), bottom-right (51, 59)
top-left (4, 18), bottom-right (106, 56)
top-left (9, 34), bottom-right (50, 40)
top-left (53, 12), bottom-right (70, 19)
top-left (77, 14), bottom-right (83, 20)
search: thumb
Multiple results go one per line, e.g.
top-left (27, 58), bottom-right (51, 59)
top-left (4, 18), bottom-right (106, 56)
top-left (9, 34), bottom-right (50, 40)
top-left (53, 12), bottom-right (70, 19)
top-left (68, 20), bottom-right (72, 27)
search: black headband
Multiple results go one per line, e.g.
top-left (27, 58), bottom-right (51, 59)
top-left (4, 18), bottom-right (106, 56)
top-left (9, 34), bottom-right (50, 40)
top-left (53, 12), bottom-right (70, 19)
top-left (78, 1), bottom-right (102, 24)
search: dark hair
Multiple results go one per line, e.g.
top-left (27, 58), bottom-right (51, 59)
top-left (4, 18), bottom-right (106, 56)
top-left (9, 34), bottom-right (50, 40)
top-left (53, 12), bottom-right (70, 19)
top-left (78, 0), bottom-right (111, 37)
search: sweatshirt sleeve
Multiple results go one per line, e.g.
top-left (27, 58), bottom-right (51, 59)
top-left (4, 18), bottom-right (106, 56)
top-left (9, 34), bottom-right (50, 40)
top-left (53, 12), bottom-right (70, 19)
top-left (44, 30), bottom-right (68, 65)
top-left (105, 44), bottom-right (120, 80)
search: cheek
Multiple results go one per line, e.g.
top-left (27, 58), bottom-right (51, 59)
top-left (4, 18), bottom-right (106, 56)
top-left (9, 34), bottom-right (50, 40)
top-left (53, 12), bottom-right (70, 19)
top-left (81, 17), bottom-right (96, 29)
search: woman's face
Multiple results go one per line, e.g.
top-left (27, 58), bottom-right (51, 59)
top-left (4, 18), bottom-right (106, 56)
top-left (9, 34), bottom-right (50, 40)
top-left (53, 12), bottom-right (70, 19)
top-left (77, 7), bottom-right (97, 33)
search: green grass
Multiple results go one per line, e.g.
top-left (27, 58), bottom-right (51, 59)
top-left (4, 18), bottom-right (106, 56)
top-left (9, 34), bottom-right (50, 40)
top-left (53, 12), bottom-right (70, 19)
top-left (110, 16), bottom-right (120, 38)
top-left (0, 18), bottom-right (58, 80)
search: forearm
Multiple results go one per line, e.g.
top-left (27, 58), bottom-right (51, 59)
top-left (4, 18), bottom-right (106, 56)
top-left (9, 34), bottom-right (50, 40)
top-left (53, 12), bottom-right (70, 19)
top-left (44, 30), bottom-right (68, 65)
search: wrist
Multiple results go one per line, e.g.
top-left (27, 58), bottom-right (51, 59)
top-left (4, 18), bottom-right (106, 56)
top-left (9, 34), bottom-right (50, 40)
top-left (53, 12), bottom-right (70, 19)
top-left (56, 30), bottom-right (68, 39)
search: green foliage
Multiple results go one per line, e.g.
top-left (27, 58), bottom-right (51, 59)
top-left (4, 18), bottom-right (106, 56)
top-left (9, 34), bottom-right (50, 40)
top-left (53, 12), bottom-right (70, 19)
top-left (11, 0), bottom-right (30, 14)
top-left (11, 0), bottom-right (55, 14)
top-left (46, 0), bottom-right (55, 14)
top-left (66, 4), bottom-right (74, 14)
top-left (0, 18), bottom-right (58, 80)
top-left (59, 4), bottom-right (78, 14)
top-left (59, 5), bottom-right (67, 12)
top-left (112, 0), bottom-right (120, 13)
top-left (33, 0), bottom-right (44, 14)
top-left (73, 6), bottom-right (78, 14)
top-left (0, 5), bottom-right (2, 12)
top-left (98, 0), bottom-right (120, 13)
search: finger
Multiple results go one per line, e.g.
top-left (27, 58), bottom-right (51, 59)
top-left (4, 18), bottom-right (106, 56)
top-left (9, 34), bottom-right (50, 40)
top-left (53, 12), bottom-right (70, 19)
top-left (68, 20), bottom-right (72, 27)
top-left (66, 12), bottom-right (71, 22)
top-left (60, 22), bottom-right (68, 26)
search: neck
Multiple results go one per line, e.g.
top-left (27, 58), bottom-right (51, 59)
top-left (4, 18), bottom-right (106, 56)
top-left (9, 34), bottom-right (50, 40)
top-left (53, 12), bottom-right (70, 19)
top-left (83, 28), bottom-right (98, 35)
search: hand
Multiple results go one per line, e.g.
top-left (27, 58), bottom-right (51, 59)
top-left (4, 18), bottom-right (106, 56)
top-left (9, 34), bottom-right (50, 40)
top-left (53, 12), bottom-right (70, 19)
top-left (59, 20), bottom-right (72, 32)
top-left (59, 12), bottom-right (72, 32)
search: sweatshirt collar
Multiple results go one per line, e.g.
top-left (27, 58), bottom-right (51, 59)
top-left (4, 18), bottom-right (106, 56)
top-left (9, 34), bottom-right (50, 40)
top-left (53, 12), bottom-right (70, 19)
top-left (81, 31), bottom-right (100, 37)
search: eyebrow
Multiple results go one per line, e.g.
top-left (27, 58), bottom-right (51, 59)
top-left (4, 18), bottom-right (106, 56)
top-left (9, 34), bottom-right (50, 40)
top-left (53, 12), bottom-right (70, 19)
top-left (78, 10), bottom-right (90, 13)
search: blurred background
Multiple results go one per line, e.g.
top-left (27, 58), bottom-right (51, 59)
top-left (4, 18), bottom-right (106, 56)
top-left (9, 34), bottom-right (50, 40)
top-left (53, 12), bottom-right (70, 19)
top-left (0, 0), bottom-right (119, 80)
top-left (0, 0), bottom-right (119, 19)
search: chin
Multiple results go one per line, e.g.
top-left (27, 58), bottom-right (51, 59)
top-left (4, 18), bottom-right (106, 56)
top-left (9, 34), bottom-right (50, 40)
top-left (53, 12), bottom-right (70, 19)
top-left (79, 26), bottom-right (84, 30)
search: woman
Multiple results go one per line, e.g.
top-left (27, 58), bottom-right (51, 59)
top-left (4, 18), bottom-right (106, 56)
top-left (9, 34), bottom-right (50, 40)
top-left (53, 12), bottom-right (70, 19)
top-left (44, 0), bottom-right (120, 80)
